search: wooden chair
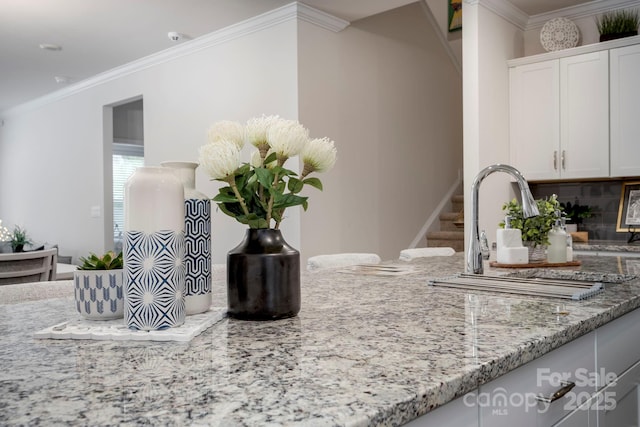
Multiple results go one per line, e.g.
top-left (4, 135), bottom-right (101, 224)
top-left (0, 248), bottom-right (58, 285)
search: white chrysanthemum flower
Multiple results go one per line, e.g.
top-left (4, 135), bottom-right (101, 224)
top-left (198, 140), bottom-right (241, 180)
top-left (302, 137), bottom-right (337, 176)
top-left (207, 120), bottom-right (245, 149)
top-left (246, 115), bottom-right (280, 149)
top-left (267, 119), bottom-right (309, 160)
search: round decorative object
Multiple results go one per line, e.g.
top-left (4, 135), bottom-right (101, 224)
top-left (227, 229), bottom-right (300, 320)
top-left (540, 17), bottom-right (580, 52)
top-left (161, 161), bottom-right (212, 315)
top-left (123, 167), bottom-right (186, 331)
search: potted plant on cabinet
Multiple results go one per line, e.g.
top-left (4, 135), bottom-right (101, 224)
top-left (499, 194), bottom-right (562, 262)
top-left (596, 9), bottom-right (639, 42)
top-left (74, 251), bottom-right (124, 320)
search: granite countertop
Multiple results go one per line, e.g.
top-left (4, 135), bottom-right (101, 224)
top-left (573, 240), bottom-right (640, 253)
top-left (1, 254), bottom-right (640, 426)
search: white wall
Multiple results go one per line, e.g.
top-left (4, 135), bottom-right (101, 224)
top-left (0, 19), bottom-right (300, 263)
top-left (298, 2), bottom-right (463, 261)
top-left (0, 3), bottom-right (463, 265)
top-left (463, 1), bottom-right (524, 257)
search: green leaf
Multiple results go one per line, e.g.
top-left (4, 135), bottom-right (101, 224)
top-left (287, 178), bottom-right (304, 193)
top-left (213, 193), bottom-right (238, 203)
top-left (264, 152), bottom-right (277, 164)
top-left (303, 177), bottom-right (323, 191)
top-left (273, 193), bottom-right (308, 210)
top-left (255, 167), bottom-right (274, 190)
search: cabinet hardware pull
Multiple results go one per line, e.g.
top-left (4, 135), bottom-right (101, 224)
top-left (553, 151), bottom-right (558, 170)
top-left (561, 150), bottom-right (566, 170)
top-left (535, 381), bottom-right (576, 403)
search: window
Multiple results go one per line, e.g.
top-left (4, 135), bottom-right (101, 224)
top-left (113, 143), bottom-right (144, 248)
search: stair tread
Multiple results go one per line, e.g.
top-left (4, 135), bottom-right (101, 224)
top-left (426, 231), bottom-right (464, 240)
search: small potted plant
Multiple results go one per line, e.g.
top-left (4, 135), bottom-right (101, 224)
top-left (10, 226), bottom-right (32, 253)
top-left (499, 194), bottom-right (562, 262)
top-left (74, 251), bottom-right (124, 320)
top-left (559, 201), bottom-right (593, 232)
top-left (596, 9), bottom-right (639, 42)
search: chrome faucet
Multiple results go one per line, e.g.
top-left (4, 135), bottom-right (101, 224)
top-left (467, 164), bottom-right (539, 274)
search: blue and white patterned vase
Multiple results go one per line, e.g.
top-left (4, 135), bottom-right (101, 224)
top-left (161, 161), bottom-right (212, 315)
top-left (74, 270), bottom-right (124, 320)
top-left (124, 166), bottom-right (186, 331)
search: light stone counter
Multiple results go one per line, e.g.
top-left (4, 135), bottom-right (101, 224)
top-left (1, 254), bottom-right (640, 426)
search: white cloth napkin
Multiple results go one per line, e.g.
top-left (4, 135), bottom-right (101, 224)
top-left (307, 253), bottom-right (381, 271)
top-left (399, 247), bottom-right (455, 261)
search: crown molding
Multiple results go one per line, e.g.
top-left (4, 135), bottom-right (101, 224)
top-left (2, 2), bottom-right (349, 117)
top-left (527, 0), bottom-right (640, 30)
top-left (475, 0), bottom-right (530, 30)
top-left (296, 3), bottom-right (350, 32)
top-left (469, 0), bottom-right (640, 32)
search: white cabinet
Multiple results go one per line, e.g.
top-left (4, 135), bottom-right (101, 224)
top-left (403, 393), bottom-right (477, 427)
top-left (594, 359), bottom-right (640, 426)
top-left (509, 59), bottom-right (559, 180)
top-left (405, 307), bottom-right (640, 426)
top-left (509, 51), bottom-right (609, 181)
top-left (559, 51), bottom-right (609, 179)
top-left (610, 43), bottom-right (640, 177)
top-left (478, 332), bottom-right (596, 427)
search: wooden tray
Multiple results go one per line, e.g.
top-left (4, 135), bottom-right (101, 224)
top-left (489, 260), bottom-right (582, 269)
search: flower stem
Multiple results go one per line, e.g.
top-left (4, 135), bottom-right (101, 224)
top-left (228, 176), bottom-right (250, 216)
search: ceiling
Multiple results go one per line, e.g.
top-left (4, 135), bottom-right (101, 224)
top-left (0, 0), bottom-right (594, 113)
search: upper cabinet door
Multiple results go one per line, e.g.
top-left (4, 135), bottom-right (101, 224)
top-left (610, 43), bottom-right (640, 177)
top-left (560, 51), bottom-right (610, 179)
top-left (509, 59), bottom-right (560, 181)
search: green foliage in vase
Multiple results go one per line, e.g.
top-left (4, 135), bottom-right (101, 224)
top-left (10, 226), bottom-right (32, 252)
top-left (77, 251), bottom-right (123, 270)
top-left (559, 201), bottom-right (594, 224)
top-left (596, 9), bottom-right (639, 35)
top-left (499, 194), bottom-right (562, 247)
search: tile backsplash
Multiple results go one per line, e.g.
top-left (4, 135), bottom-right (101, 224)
top-left (530, 180), bottom-right (633, 242)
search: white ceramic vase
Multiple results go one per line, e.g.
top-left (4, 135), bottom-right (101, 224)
top-left (161, 161), bottom-right (212, 315)
top-left (123, 166), bottom-right (186, 330)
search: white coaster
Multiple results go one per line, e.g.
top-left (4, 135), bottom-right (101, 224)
top-left (34, 308), bottom-right (226, 342)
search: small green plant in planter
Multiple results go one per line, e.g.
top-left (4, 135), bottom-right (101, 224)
top-left (596, 9), bottom-right (639, 42)
top-left (77, 251), bottom-right (123, 270)
top-left (499, 194), bottom-right (562, 248)
top-left (559, 201), bottom-right (593, 227)
top-left (10, 226), bottom-right (32, 253)
top-left (74, 251), bottom-right (124, 320)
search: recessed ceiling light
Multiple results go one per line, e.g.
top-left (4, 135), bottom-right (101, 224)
top-left (54, 76), bottom-right (71, 84)
top-left (39, 43), bottom-right (62, 51)
top-left (167, 32), bottom-right (190, 42)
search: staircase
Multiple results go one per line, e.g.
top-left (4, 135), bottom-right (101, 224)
top-left (426, 194), bottom-right (465, 252)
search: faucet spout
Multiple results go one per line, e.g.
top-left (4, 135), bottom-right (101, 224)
top-left (466, 164), bottom-right (538, 274)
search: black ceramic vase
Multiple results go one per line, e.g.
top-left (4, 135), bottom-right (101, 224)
top-left (227, 228), bottom-right (300, 320)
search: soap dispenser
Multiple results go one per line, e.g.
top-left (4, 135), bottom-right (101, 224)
top-left (547, 210), bottom-right (567, 264)
top-left (561, 216), bottom-right (573, 262)
top-left (496, 216), bottom-right (528, 264)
